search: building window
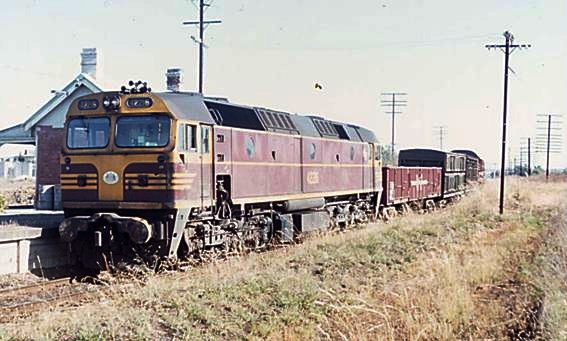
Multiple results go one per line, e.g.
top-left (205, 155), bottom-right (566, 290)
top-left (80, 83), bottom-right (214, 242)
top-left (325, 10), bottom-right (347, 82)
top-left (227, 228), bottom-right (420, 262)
top-left (375, 145), bottom-right (381, 161)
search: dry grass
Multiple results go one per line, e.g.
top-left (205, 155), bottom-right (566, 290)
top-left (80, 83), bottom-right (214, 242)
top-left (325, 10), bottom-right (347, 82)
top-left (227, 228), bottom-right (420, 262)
top-left (1, 178), bottom-right (566, 340)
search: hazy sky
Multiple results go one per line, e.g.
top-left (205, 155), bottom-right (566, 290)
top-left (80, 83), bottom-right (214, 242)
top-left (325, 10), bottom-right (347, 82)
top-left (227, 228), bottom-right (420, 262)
top-left (1, 0), bottom-right (565, 168)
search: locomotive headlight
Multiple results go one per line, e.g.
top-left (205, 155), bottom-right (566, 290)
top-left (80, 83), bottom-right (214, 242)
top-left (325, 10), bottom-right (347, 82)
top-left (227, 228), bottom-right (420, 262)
top-left (102, 95), bottom-right (121, 111)
top-left (103, 171), bottom-right (119, 185)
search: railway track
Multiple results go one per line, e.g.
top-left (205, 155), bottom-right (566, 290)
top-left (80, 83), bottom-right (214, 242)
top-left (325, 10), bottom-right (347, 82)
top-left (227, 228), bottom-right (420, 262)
top-left (0, 277), bottom-right (98, 322)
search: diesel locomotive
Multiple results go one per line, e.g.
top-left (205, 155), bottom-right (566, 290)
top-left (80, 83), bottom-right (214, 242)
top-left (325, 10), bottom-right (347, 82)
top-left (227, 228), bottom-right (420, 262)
top-left (58, 83), bottom-right (483, 269)
top-left (59, 84), bottom-right (382, 268)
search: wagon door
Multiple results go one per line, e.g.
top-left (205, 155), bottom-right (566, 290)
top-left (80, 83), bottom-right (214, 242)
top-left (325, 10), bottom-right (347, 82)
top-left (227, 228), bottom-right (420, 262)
top-left (200, 124), bottom-right (213, 207)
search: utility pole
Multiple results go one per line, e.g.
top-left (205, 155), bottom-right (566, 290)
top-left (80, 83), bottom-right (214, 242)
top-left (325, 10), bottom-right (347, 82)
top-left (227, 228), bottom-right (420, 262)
top-left (486, 31), bottom-right (531, 214)
top-left (546, 115), bottom-right (551, 180)
top-left (528, 137), bottom-right (531, 176)
top-left (536, 114), bottom-right (563, 181)
top-left (183, 0), bottom-right (222, 94)
top-left (433, 125), bottom-right (448, 150)
top-left (381, 92), bottom-right (407, 159)
top-left (520, 137), bottom-right (531, 176)
top-left (519, 149), bottom-right (523, 175)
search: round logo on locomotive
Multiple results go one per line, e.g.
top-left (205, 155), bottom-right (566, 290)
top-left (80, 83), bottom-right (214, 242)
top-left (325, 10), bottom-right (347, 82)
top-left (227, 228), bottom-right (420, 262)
top-left (103, 171), bottom-right (119, 185)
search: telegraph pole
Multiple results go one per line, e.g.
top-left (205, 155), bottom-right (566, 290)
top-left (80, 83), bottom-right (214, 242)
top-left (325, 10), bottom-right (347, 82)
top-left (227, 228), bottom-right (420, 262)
top-left (434, 125), bottom-right (448, 150)
top-left (536, 114), bottom-right (563, 181)
top-left (183, 0), bottom-right (222, 94)
top-left (381, 92), bottom-right (407, 159)
top-left (527, 137), bottom-right (531, 176)
top-left (546, 115), bottom-right (551, 179)
top-left (486, 31), bottom-right (531, 214)
top-left (520, 137), bottom-right (531, 176)
top-left (519, 149), bottom-right (523, 175)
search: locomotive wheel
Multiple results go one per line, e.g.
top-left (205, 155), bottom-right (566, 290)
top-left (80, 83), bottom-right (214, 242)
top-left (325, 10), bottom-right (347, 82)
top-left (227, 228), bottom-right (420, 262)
top-left (177, 228), bottom-right (202, 259)
top-left (425, 200), bottom-right (436, 213)
top-left (380, 207), bottom-right (390, 222)
top-left (399, 203), bottom-right (410, 215)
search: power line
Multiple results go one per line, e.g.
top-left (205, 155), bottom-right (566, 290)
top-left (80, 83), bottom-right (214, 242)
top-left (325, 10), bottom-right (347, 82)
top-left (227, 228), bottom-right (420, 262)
top-left (381, 92), bottom-right (407, 159)
top-left (536, 114), bottom-right (563, 181)
top-left (183, 0), bottom-right (222, 94)
top-left (485, 31), bottom-right (531, 215)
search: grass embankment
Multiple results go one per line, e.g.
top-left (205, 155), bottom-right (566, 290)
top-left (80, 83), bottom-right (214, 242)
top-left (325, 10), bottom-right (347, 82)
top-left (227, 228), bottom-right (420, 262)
top-left (1, 177), bottom-right (566, 340)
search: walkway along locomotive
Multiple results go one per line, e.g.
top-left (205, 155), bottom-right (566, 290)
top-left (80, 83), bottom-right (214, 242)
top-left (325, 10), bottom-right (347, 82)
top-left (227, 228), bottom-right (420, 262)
top-left (58, 84), bottom-right (483, 269)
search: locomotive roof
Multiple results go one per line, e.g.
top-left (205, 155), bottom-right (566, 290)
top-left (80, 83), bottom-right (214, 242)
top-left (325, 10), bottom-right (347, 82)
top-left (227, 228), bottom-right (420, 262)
top-left (154, 92), bottom-right (216, 124)
top-left (69, 91), bottom-right (378, 143)
top-left (203, 97), bottom-right (378, 143)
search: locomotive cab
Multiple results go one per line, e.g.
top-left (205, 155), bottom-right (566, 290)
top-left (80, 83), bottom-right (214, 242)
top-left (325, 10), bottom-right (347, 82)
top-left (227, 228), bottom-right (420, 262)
top-left (59, 89), bottom-right (214, 269)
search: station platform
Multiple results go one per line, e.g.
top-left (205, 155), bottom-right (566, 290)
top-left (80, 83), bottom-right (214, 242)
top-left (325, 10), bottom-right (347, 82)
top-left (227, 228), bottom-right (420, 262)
top-left (0, 209), bottom-right (68, 275)
top-left (0, 209), bottom-right (63, 230)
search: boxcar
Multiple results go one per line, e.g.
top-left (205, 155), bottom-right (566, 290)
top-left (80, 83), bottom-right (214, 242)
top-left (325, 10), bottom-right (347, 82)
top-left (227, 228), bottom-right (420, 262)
top-left (452, 149), bottom-right (484, 183)
top-left (398, 149), bottom-right (466, 199)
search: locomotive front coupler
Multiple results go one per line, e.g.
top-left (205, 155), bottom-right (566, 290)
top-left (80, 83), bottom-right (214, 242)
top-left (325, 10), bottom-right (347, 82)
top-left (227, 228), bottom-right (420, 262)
top-left (59, 213), bottom-right (153, 246)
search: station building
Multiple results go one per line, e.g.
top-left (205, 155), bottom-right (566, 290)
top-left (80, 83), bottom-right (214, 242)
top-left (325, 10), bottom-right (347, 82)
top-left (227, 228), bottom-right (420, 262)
top-left (0, 48), bottom-right (104, 208)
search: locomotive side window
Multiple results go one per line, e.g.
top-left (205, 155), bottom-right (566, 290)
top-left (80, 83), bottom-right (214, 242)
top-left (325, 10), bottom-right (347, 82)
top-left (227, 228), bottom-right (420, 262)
top-left (67, 117), bottom-right (110, 149)
top-left (309, 143), bottom-right (317, 160)
top-left (375, 145), bottom-right (380, 161)
top-left (115, 115), bottom-right (170, 148)
top-left (246, 136), bottom-right (255, 158)
top-left (177, 124), bottom-right (197, 152)
top-left (177, 124), bottom-right (185, 150)
top-left (200, 126), bottom-right (210, 154)
top-left (187, 125), bottom-right (197, 151)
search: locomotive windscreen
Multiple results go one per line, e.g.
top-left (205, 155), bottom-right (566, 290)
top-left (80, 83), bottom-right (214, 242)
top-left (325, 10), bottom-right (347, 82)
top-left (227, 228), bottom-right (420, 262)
top-left (115, 115), bottom-right (171, 148)
top-left (67, 117), bottom-right (110, 149)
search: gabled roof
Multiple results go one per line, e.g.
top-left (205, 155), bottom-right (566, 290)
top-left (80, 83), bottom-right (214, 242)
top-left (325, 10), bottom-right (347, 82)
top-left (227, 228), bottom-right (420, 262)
top-left (0, 124), bottom-right (34, 145)
top-left (23, 73), bottom-right (103, 131)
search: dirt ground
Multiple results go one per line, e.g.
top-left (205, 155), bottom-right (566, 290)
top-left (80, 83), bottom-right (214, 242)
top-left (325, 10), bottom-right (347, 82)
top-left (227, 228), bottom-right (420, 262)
top-left (0, 178), bottom-right (35, 207)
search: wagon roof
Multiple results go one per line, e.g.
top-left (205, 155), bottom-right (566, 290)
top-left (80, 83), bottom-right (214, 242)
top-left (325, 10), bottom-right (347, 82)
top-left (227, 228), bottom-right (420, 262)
top-left (451, 149), bottom-right (481, 159)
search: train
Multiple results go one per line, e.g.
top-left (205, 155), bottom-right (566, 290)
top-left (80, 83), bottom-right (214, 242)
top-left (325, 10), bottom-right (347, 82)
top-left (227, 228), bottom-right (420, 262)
top-left (58, 83), bottom-right (483, 269)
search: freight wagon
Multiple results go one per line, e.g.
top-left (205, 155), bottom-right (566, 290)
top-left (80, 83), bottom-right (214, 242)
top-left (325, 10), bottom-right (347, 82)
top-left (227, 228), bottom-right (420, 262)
top-left (398, 149), bottom-right (466, 199)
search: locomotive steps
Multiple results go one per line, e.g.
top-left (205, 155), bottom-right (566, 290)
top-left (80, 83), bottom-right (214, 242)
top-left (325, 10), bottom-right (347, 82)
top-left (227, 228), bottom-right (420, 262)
top-left (2, 177), bottom-right (566, 340)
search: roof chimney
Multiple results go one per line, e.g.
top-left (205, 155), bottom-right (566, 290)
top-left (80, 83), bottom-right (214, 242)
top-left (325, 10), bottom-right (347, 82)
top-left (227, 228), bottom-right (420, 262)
top-left (80, 48), bottom-right (97, 79)
top-left (166, 68), bottom-right (183, 92)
